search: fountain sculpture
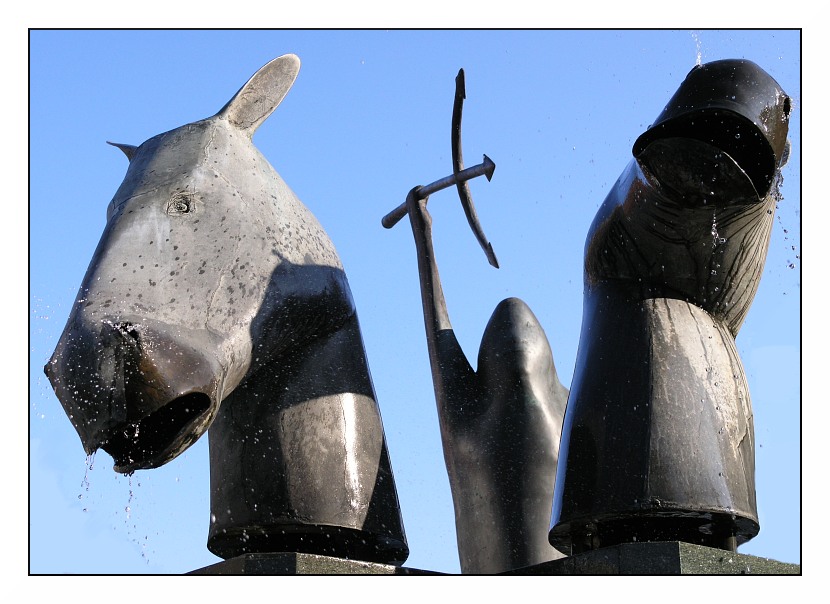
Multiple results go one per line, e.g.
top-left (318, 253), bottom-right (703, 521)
top-left (43, 53), bottom-right (792, 573)
top-left (549, 59), bottom-right (791, 555)
top-left (44, 54), bottom-right (409, 565)
top-left (384, 70), bottom-right (568, 573)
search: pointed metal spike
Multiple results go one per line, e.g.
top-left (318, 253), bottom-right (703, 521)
top-left (482, 155), bottom-right (496, 181)
top-left (381, 155), bottom-right (498, 229)
top-left (485, 243), bottom-right (500, 269)
top-left (456, 68), bottom-right (466, 100)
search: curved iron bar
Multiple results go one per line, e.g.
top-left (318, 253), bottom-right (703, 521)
top-left (452, 68), bottom-right (499, 268)
top-left (381, 67), bottom-right (498, 269)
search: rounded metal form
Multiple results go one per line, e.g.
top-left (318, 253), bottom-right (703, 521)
top-left (45, 55), bottom-right (409, 564)
top-left (633, 59), bottom-right (791, 198)
top-left (550, 59), bottom-right (791, 555)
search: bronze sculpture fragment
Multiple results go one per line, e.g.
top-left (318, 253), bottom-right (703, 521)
top-left (387, 70), bottom-right (568, 573)
top-left (44, 54), bottom-right (408, 565)
top-left (549, 59), bottom-right (792, 554)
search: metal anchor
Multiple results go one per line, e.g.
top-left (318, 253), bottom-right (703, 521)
top-left (382, 68), bottom-right (500, 268)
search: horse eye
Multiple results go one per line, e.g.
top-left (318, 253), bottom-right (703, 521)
top-left (167, 193), bottom-right (194, 215)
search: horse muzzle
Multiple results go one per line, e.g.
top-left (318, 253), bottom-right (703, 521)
top-left (632, 59), bottom-right (791, 206)
top-left (45, 316), bottom-right (224, 473)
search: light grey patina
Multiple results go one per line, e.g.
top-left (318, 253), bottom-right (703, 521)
top-left (44, 54), bottom-right (408, 564)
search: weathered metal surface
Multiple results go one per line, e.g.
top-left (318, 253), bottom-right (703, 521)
top-left (382, 69), bottom-right (498, 273)
top-left (381, 155), bottom-right (495, 228)
top-left (450, 68), bottom-right (500, 269)
top-left (549, 59), bottom-right (791, 554)
top-left (44, 54), bottom-right (408, 564)
top-left (388, 70), bottom-right (567, 573)
top-left (404, 188), bottom-right (568, 573)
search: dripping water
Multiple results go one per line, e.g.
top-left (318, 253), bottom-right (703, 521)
top-left (711, 210), bottom-right (726, 249)
top-left (125, 473), bottom-right (134, 519)
top-left (691, 31), bottom-right (703, 66)
top-left (768, 168), bottom-right (800, 274)
top-left (123, 473), bottom-right (151, 564)
top-left (708, 210), bottom-right (727, 304)
top-left (78, 451), bottom-right (97, 512)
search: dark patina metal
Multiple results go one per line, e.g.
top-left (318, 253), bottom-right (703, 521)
top-left (388, 71), bottom-right (568, 573)
top-left (44, 54), bottom-right (408, 565)
top-left (549, 59), bottom-right (791, 555)
top-left (383, 70), bottom-right (499, 273)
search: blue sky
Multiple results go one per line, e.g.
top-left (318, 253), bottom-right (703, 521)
top-left (28, 29), bottom-right (801, 577)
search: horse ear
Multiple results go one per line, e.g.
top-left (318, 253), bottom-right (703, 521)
top-left (107, 141), bottom-right (138, 161)
top-left (216, 54), bottom-right (301, 137)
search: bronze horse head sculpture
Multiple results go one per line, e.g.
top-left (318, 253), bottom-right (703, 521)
top-left (550, 59), bottom-right (792, 554)
top-left (44, 54), bottom-right (408, 564)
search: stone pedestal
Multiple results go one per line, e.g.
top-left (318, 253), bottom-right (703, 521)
top-left (188, 552), bottom-right (441, 575)
top-left (503, 542), bottom-right (800, 575)
top-left (189, 542), bottom-right (799, 575)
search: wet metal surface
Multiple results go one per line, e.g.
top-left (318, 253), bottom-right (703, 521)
top-left (388, 70), bottom-right (567, 573)
top-left (550, 60), bottom-right (792, 554)
top-left (44, 54), bottom-right (408, 564)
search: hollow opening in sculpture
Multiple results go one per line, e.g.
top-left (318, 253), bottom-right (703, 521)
top-left (44, 53), bottom-right (410, 564)
top-left (101, 391), bottom-right (211, 472)
top-left (636, 112), bottom-right (780, 205)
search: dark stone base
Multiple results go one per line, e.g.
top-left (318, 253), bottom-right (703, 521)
top-left (188, 552), bottom-right (441, 575)
top-left (503, 542), bottom-right (800, 575)
top-left (189, 542), bottom-right (799, 575)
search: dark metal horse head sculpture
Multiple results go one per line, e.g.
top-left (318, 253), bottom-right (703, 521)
top-left (44, 54), bottom-right (408, 564)
top-left (550, 59), bottom-right (791, 555)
